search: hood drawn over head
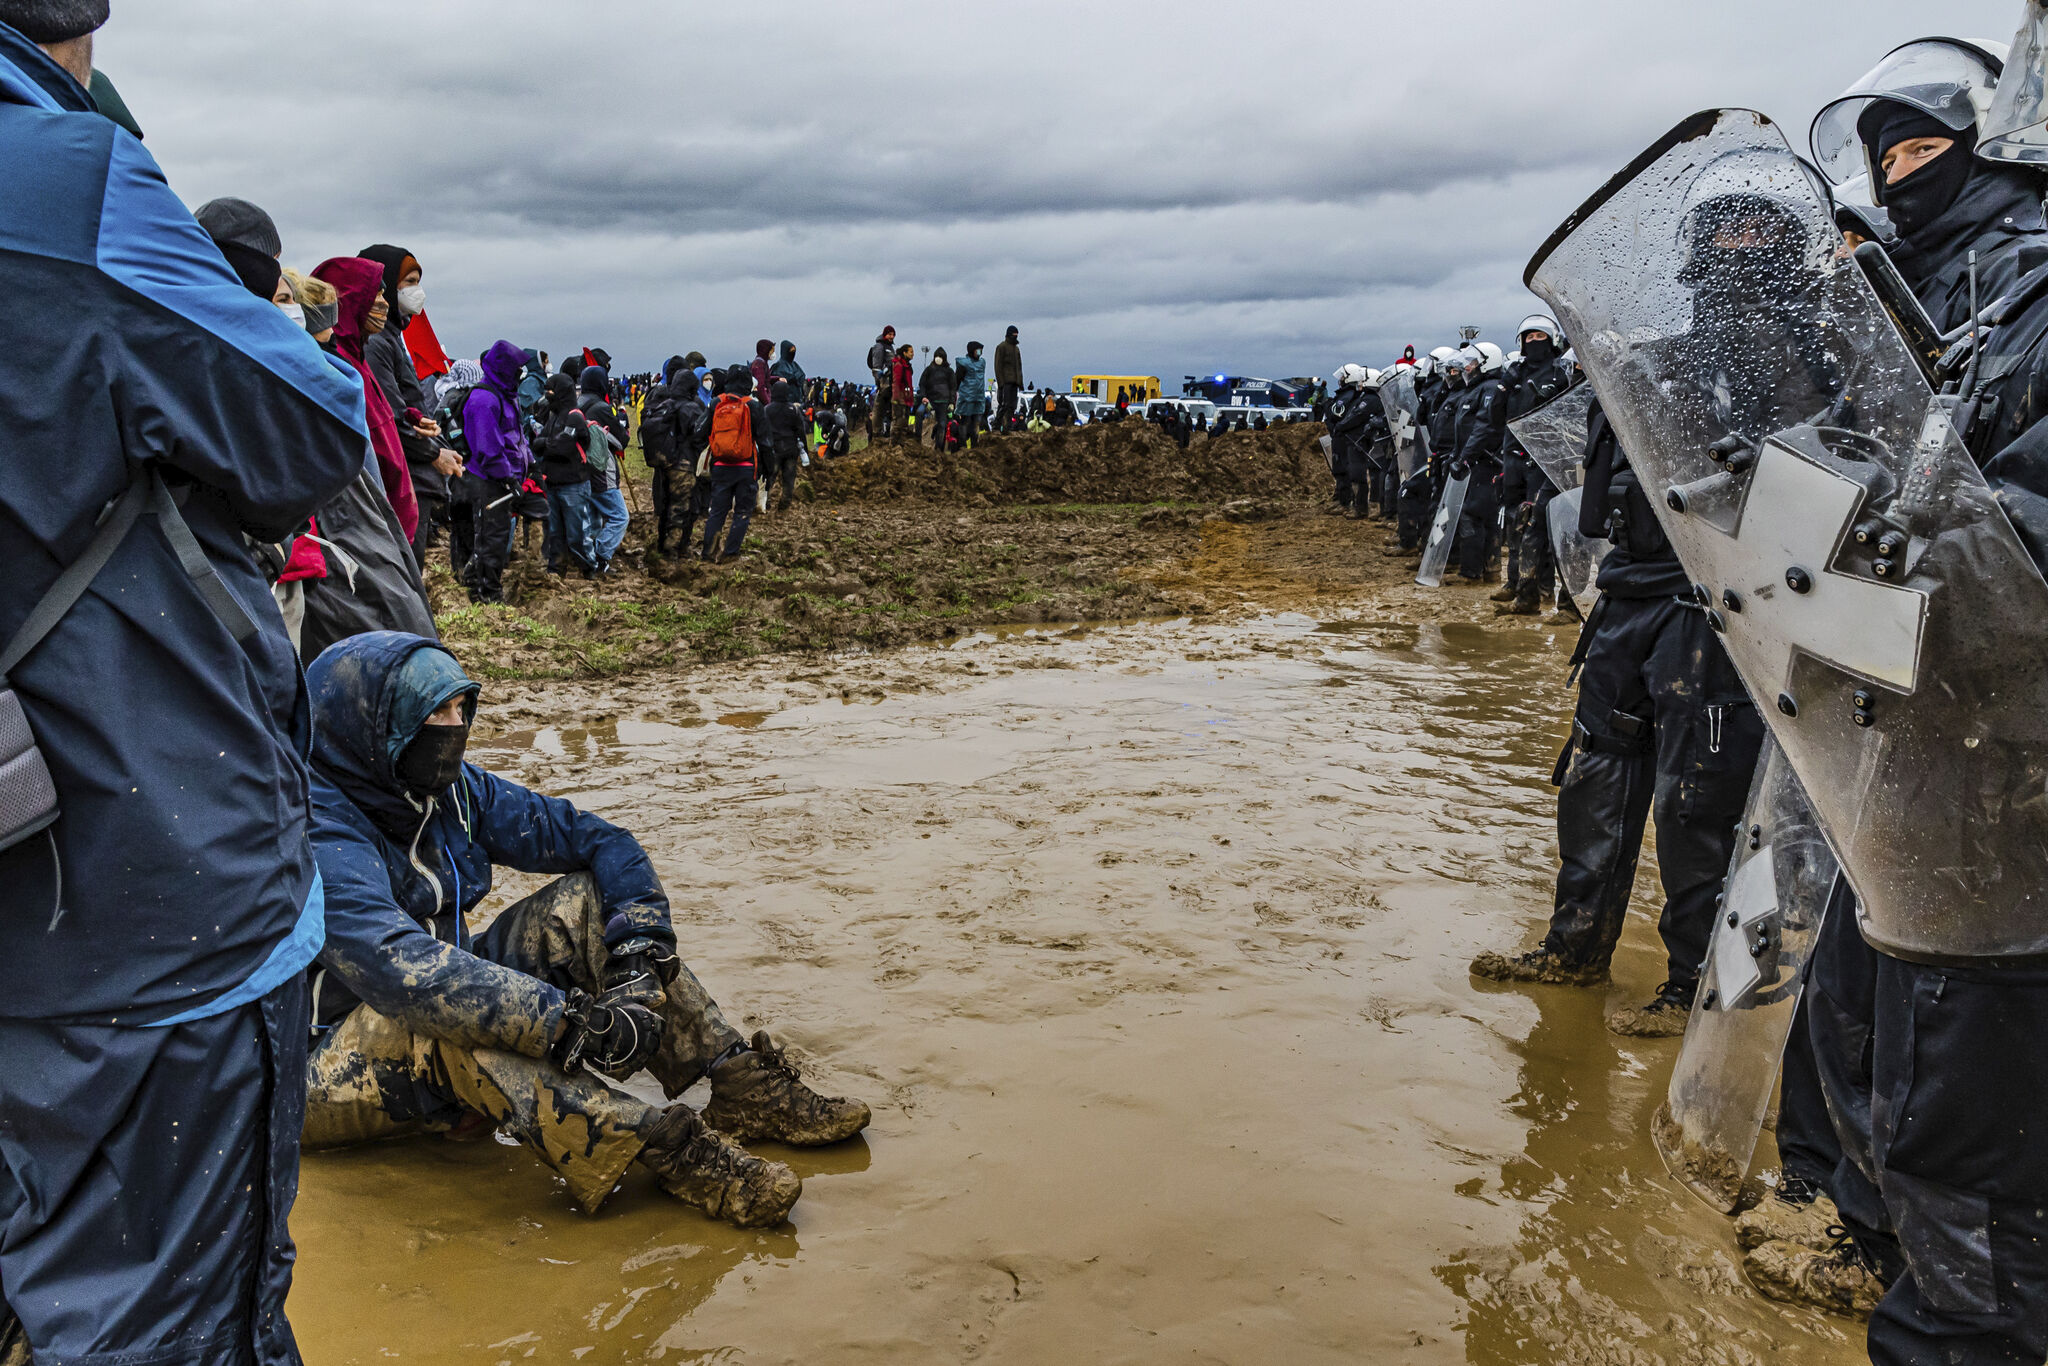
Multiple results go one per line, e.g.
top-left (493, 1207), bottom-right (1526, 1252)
top-left (356, 242), bottom-right (418, 323)
top-left (778, 340), bottom-right (796, 362)
top-left (479, 339), bottom-right (526, 393)
top-left (578, 364), bottom-right (608, 398)
top-left (311, 256), bottom-right (387, 362)
top-left (307, 632), bottom-right (479, 831)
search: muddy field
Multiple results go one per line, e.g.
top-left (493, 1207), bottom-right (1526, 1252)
top-left (288, 490), bottom-right (1863, 1365)
top-left (430, 423), bottom-right (1360, 681)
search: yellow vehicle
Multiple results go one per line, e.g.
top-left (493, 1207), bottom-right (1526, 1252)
top-left (1072, 374), bottom-right (1160, 401)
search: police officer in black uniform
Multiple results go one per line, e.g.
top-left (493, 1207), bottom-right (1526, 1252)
top-left (1493, 317), bottom-right (1578, 614)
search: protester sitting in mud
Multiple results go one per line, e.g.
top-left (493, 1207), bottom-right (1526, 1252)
top-left (300, 632), bottom-right (871, 1228)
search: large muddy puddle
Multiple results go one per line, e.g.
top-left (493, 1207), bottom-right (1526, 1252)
top-left (289, 611), bottom-right (1860, 1364)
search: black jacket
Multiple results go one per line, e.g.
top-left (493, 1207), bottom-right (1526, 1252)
top-left (1580, 398), bottom-right (1690, 599)
top-left (1454, 376), bottom-right (1504, 466)
top-left (1890, 164), bottom-right (2048, 333)
top-left (761, 396), bottom-right (807, 458)
top-left (1495, 353), bottom-right (1577, 501)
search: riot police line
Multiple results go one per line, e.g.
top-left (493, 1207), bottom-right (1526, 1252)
top-left (1364, 9), bottom-right (2048, 1360)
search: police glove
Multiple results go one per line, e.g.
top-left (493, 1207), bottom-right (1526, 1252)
top-left (1448, 460), bottom-right (1470, 481)
top-left (552, 988), bottom-right (665, 1080)
top-left (602, 934), bottom-right (681, 1012)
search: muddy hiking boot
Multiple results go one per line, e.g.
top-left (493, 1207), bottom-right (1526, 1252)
top-left (704, 1030), bottom-right (872, 1146)
top-left (1489, 583), bottom-right (1519, 603)
top-left (638, 1104), bottom-right (801, 1228)
top-left (1743, 1226), bottom-right (1886, 1319)
top-left (1469, 947), bottom-right (1608, 987)
top-left (1736, 1175), bottom-right (1841, 1253)
top-left (1497, 586), bottom-right (1546, 616)
top-left (1606, 979), bottom-right (1697, 1037)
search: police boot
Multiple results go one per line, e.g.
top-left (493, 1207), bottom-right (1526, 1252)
top-left (1735, 1176), bottom-right (1842, 1254)
top-left (1469, 948), bottom-right (1608, 987)
top-left (1488, 583), bottom-right (1519, 603)
top-left (703, 1030), bottom-right (872, 1146)
top-left (1496, 585), bottom-right (1545, 616)
top-left (1605, 978), bottom-right (1696, 1037)
top-left (637, 1103), bottom-right (801, 1228)
top-left (1742, 1230), bottom-right (1885, 1319)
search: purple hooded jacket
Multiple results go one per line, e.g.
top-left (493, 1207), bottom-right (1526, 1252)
top-left (461, 340), bottom-right (533, 480)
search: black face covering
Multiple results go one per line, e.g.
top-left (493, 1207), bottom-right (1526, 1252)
top-left (1882, 139), bottom-right (1977, 240)
top-left (397, 724), bottom-right (469, 797)
top-left (1522, 335), bottom-right (1557, 366)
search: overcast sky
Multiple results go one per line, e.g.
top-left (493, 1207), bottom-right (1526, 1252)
top-left (97, 0), bottom-right (2027, 388)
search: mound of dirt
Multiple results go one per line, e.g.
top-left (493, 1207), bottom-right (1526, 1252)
top-left (812, 422), bottom-right (1328, 506)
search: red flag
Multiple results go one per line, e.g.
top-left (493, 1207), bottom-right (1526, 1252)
top-left (404, 311), bottom-right (452, 381)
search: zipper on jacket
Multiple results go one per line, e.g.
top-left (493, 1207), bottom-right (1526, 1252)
top-left (406, 796), bottom-right (446, 929)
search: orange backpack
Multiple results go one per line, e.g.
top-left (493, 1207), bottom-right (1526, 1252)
top-left (708, 394), bottom-right (754, 464)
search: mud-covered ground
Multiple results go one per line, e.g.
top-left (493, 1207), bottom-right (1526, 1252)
top-left (290, 485), bottom-right (1862, 1364)
top-left (429, 422), bottom-right (1435, 682)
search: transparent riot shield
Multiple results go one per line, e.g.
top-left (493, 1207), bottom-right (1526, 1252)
top-left (1526, 108), bottom-right (2048, 964)
top-left (1654, 738), bottom-right (1841, 1211)
top-left (1546, 488), bottom-right (1609, 615)
top-left (1982, 1), bottom-right (2048, 165)
top-left (1380, 368), bottom-right (1426, 480)
top-left (1318, 434), bottom-right (1337, 475)
top-left (1415, 473), bottom-right (1468, 588)
top-left (1507, 380), bottom-right (1594, 493)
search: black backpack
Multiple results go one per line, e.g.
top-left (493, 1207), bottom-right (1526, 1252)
top-left (436, 384), bottom-right (479, 458)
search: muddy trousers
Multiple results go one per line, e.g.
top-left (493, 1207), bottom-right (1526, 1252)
top-left (700, 465), bottom-right (756, 560)
top-left (1540, 596), bottom-right (1764, 987)
top-left (1862, 956), bottom-right (2048, 1365)
top-left (304, 874), bottom-right (744, 1214)
top-left (1455, 462), bottom-right (1502, 579)
top-left (1511, 486), bottom-right (1559, 601)
top-left (1395, 471), bottom-right (1434, 550)
top-left (0, 977), bottom-right (310, 1366)
top-left (650, 463), bottom-right (684, 550)
top-left (466, 476), bottom-right (518, 604)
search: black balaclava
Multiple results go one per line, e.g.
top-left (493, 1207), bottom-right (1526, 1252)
top-left (397, 726), bottom-right (468, 797)
top-left (544, 372), bottom-right (575, 409)
top-left (1522, 334), bottom-right (1558, 366)
top-left (1860, 101), bottom-right (1978, 240)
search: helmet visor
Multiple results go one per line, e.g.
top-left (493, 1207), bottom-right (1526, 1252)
top-left (1983, 8), bottom-right (2048, 165)
top-left (1810, 39), bottom-right (2003, 183)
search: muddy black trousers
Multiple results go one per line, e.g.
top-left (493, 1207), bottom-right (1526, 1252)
top-left (1395, 470), bottom-right (1434, 550)
top-left (1505, 485), bottom-right (1560, 601)
top-left (1455, 461), bottom-right (1503, 580)
top-left (1539, 595), bottom-right (1764, 988)
top-left (0, 978), bottom-right (310, 1366)
top-left (1807, 909), bottom-right (2048, 1366)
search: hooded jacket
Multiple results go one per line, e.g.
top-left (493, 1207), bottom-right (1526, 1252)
top-left (750, 339), bottom-right (774, 401)
top-left (762, 380), bottom-right (807, 458)
top-left (954, 350), bottom-right (989, 414)
top-left (516, 349), bottom-right (548, 417)
top-left (461, 340), bottom-right (532, 481)
top-left (355, 243), bottom-right (447, 496)
top-left (0, 22), bottom-right (368, 1021)
top-left (769, 340), bottom-right (805, 393)
top-left (919, 356), bottom-right (958, 406)
top-left (306, 633), bottom-right (673, 1045)
top-left (314, 255), bottom-right (420, 539)
top-left (535, 374), bottom-right (592, 487)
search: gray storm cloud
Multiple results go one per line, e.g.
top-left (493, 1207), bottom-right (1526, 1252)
top-left (98, 0), bottom-right (2025, 383)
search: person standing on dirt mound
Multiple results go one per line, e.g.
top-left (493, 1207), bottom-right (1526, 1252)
top-left (993, 325), bottom-right (1024, 432)
top-left (890, 343), bottom-right (917, 443)
top-left (954, 341), bottom-right (989, 443)
top-left (299, 633), bottom-right (871, 1229)
top-left (919, 346), bottom-right (958, 449)
top-left (867, 326), bottom-right (896, 438)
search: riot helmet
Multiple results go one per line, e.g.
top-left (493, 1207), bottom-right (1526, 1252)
top-left (1982, 4), bottom-right (2048, 165)
top-left (1810, 38), bottom-right (2008, 188)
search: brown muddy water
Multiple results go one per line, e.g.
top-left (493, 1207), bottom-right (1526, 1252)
top-left (289, 611), bottom-right (1861, 1365)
